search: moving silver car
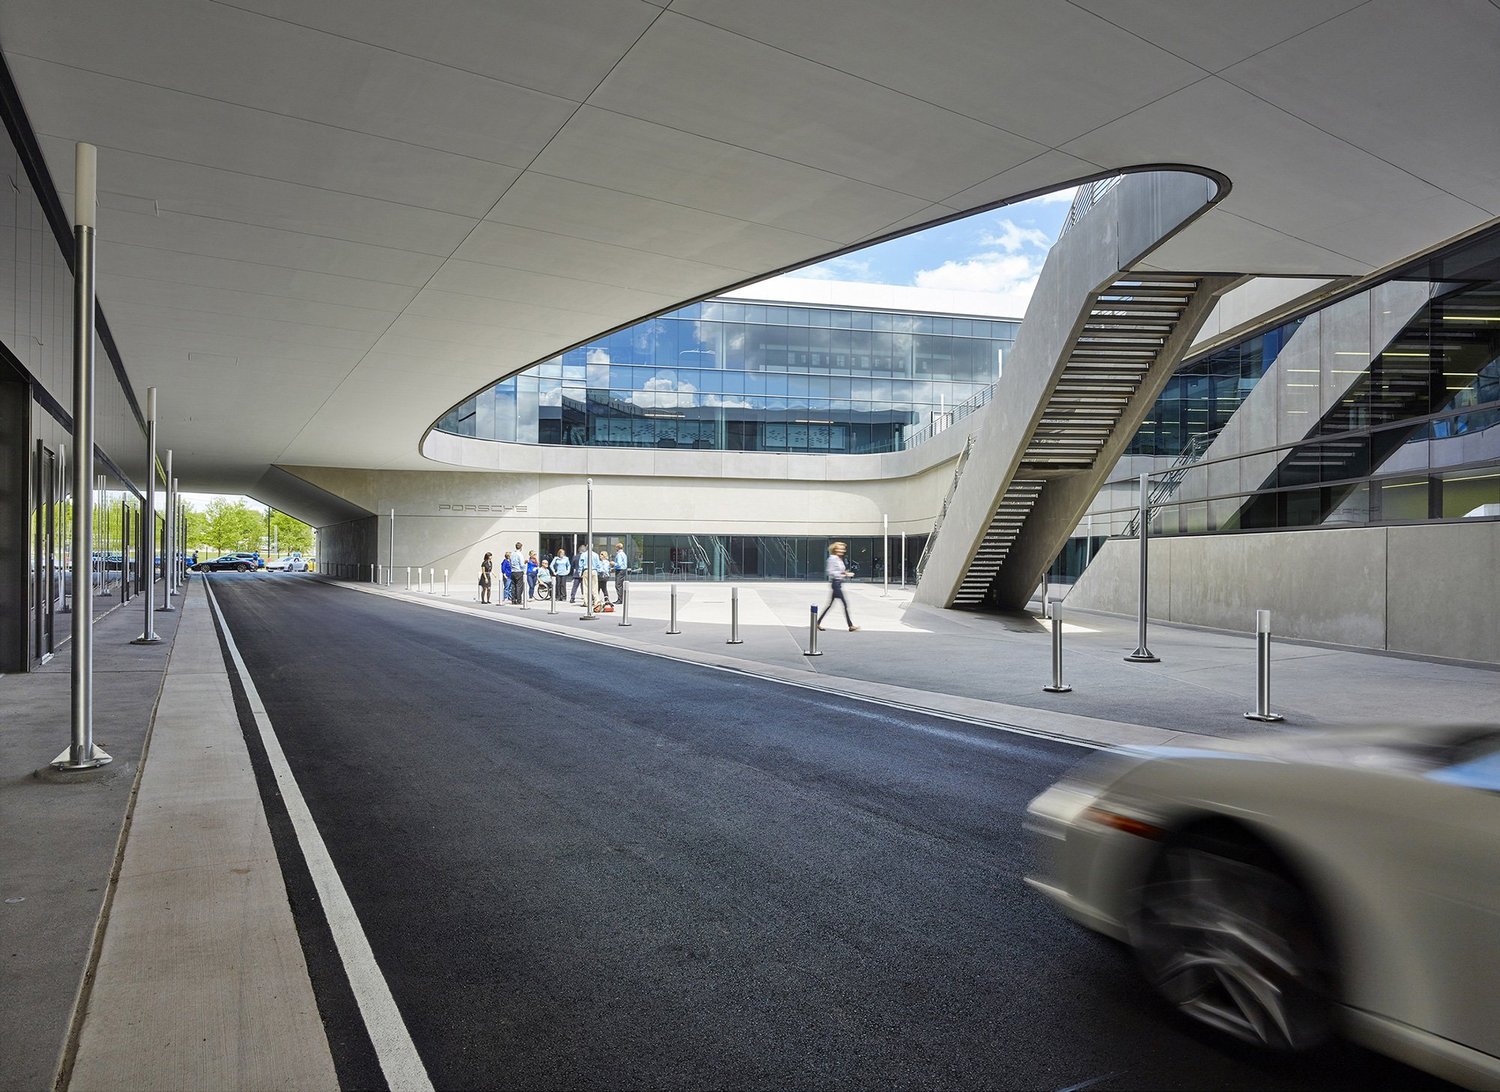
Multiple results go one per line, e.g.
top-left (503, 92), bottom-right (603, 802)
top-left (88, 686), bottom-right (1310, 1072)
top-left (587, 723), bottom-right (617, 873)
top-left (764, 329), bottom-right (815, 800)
top-left (1026, 724), bottom-right (1500, 1088)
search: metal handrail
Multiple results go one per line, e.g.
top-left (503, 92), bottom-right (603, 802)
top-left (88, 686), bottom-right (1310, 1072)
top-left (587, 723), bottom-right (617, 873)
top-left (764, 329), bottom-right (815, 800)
top-left (1059, 176), bottom-right (1123, 239)
top-left (1122, 428), bottom-right (1221, 536)
top-left (914, 432), bottom-right (977, 582)
top-left (903, 383), bottom-right (995, 450)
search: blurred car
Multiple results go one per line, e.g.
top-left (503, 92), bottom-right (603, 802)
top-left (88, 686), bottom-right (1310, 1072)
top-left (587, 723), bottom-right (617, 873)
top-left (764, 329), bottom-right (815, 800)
top-left (265, 553), bottom-right (308, 572)
top-left (194, 554), bottom-right (256, 572)
top-left (1025, 724), bottom-right (1500, 1087)
top-left (227, 551), bottom-right (265, 569)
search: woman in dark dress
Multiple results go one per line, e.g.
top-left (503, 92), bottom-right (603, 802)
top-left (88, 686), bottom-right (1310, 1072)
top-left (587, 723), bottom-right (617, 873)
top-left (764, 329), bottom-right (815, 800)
top-left (479, 551), bottom-right (494, 604)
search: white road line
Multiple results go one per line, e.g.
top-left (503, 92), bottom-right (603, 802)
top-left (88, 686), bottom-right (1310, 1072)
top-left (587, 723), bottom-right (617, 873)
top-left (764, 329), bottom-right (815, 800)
top-left (205, 580), bottom-right (434, 1092)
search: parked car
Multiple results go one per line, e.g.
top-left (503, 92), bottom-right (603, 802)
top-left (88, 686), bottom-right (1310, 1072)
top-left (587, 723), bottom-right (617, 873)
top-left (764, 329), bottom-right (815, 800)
top-left (265, 553), bottom-right (308, 572)
top-left (227, 551), bottom-right (265, 569)
top-left (1025, 723), bottom-right (1500, 1087)
top-left (194, 554), bottom-right (256, 572)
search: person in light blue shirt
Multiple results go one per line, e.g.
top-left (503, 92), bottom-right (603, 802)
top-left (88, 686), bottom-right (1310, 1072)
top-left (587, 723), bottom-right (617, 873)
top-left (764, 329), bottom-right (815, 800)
top-left (551, 548), bottom-right (572, 602)
top-left (612, 541), bottom-right (629, 607)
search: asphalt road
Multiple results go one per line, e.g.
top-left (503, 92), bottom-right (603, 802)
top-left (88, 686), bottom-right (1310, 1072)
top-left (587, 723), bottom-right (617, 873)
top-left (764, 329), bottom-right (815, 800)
top-left (208, 574), bottom-right (1451, 1091)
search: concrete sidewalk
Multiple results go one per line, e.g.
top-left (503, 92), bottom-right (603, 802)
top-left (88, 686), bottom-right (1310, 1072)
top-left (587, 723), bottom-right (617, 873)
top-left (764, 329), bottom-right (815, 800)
top-left (0, 579), bottom-right (334, 1092)
top-left (336, 575), bottom-right (1500, 749)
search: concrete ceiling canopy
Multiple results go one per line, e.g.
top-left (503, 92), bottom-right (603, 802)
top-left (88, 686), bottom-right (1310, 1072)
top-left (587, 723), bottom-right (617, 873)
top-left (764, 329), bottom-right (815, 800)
top-left (0, 0), bottom-right (1494, 496)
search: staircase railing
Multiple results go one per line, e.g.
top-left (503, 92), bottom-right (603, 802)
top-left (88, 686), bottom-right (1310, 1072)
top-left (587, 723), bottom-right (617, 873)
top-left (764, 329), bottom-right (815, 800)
top-left (1122, 428), bottom-right (1221, 536)
top-left (914, 432), bottom-right (977, 583)
top-left (903, 383), bottom-right (995, 450)
top-left (1059, 176), bottom-right (1123, 238)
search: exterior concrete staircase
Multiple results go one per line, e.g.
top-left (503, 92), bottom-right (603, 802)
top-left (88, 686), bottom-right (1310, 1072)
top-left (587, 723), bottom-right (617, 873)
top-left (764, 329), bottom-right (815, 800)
top-left (916, 171), bottom-right (1234, 611)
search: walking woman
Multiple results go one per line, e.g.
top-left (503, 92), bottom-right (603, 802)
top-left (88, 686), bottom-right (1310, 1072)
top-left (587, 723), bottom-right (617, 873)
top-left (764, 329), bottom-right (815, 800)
top-left (479, 551), bottom-right (494, 604)
top-left (816, 541), bottom-right (859, 632)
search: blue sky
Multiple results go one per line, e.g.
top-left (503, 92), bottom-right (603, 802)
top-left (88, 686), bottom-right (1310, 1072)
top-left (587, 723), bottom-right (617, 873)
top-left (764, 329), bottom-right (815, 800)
top-left (769, 185), bottom-right (1077, 314)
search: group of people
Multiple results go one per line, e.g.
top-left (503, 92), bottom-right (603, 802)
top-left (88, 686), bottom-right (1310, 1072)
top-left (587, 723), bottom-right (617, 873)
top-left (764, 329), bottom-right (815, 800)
top-left (478, 542), bottom-right (629, 608)
top-left (476, 538), bottom-right (859, 633)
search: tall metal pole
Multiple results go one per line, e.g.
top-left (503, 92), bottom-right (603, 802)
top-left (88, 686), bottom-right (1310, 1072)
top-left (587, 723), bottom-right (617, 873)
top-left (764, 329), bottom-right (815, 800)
top-left (388, 508), bottom-right (395, 585)
top-left (133, 388), bottom-right (161, 643)
top-left (55, 143), bottom-right (110, 770)
top-left (901, 533), bottom-right (907, 588)
top-left (1124, 471), bottom-right (1159, 663)
top-left (581, 477), bottom-right (596, 621)
top-left (162, 450), bottom-right (175, 611)
top-left (882, 513), bottom-right (889, 597)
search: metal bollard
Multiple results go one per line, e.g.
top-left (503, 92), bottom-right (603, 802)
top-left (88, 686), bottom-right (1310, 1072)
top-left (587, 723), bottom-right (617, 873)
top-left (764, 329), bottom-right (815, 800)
top-left (548, 584), bottom-right (557, 615)
top-left (1042, 597), bottom-right (1071, 693)
top-left (1245, 610), bottom-right (1285, 722)
top-left (443, 569), bottom-right (449, 597)
top-left (370, 563), bottom-right (375, 583)
top-left (727, 586), bottom-right (743, 644)
top-left (666, 584), bottom-right (680, 634)
top-left (428, 567), bottom-right (434, 593)
top-left (406, 566), bottom-right (411, 590)
top-left (618, 589), bottom-right (630, 627)
top-left (377, 564), bottom-right (382, 585)
top-left (804, 605), bottom-right (823, 657)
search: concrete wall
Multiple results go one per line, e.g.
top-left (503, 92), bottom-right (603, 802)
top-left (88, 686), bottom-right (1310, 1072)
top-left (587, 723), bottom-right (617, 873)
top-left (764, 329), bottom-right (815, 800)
top-left (1065, 521), bottom-right (1500, 664)
top-left (282, 454), bottom-right (962, 588)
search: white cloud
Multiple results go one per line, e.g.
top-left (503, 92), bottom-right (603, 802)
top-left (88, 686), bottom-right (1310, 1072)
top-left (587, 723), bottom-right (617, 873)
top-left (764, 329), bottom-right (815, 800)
top-left (906, 212), bottom-right (1059, 315)
top-left (982, 218), bottom-right (1050, 254)
top-left (794, 255), bottom-right (874, 281)
top-left (913, 251), bottom-right (1042, 316)
top-left (1034, 185), bottom-right (1080, 205)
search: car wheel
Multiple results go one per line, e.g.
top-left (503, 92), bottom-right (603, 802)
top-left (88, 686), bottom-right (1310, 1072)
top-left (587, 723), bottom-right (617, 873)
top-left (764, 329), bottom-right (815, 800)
top-left (1129, 830), bottom-right (1335, 1052)
top-left (237, 563), bottom-right (250, 572)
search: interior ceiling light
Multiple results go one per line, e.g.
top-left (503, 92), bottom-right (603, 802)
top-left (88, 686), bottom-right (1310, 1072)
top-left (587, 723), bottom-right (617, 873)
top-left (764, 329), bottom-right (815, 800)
top-left (1334, 351), bottom-right (1368, 356)
top-left (1442, 315), bottom-right (1500, 322)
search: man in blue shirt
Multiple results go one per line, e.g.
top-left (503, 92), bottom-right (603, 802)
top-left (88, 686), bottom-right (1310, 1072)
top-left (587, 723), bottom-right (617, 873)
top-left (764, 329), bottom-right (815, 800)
top-left (499, 552), bottom-right (513, 603)
top-left (612, 541), bottom-right (628, 607)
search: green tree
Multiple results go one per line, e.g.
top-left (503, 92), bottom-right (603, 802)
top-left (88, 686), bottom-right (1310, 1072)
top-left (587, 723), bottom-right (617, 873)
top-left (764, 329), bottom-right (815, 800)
top-left (200, 498), bottom-right (261, 554)
top-left (268, 509), bottom-right (313, 555)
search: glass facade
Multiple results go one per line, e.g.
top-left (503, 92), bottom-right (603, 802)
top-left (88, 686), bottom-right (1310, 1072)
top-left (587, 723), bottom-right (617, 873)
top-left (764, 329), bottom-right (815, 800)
top-left (435, 299), bottom-right (1018, 455)
top-left (1228, 279), bottom-right (1500, 531)
top-left (535, 532), bottom-right (927, 585)
top-left (1126, 319), bottom-right (1302, 457)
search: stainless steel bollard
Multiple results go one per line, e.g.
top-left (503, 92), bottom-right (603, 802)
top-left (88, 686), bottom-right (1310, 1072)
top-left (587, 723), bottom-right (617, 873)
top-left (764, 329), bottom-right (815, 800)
top-left (406, 566), bottom-right (411, 590)
top-left (727, 586), bottom-right (743, 644)
top-left (377, 564), bottom-right (382, 585)
top-left (666, 584), bottom-right (680, 634)
top-left (804, 605), bottom-right (822, 657)
top-left (443, 569), bottom-right (449, 597)
top-left (369, 563), bottom-right (375, 583)
top-left (549, 583), bottom-right (557, 615)
top-left (1042, 597), bottom-right (1071, 693)
top-left (618, 589), bottom-right (630, 626)
top-left (428, 567), bottom-right (434, 593)
top-left (1245, 610), bottom-right (1285, 722)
